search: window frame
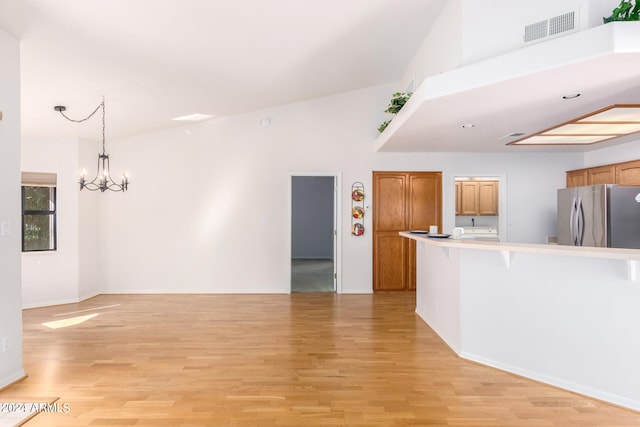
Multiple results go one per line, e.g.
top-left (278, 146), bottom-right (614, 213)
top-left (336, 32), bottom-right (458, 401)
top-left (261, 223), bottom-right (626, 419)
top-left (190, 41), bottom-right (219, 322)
top-left (21, 185), bottom-right (57, 252)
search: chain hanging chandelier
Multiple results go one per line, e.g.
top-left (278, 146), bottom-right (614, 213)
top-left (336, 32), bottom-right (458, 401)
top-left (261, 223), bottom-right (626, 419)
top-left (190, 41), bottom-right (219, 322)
top-left (54, 97), bottom-right (129, 192)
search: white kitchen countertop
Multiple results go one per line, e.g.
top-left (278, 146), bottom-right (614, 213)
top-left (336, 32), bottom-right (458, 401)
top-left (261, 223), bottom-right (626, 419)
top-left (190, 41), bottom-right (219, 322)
top-left (400, 231), bottom-right (640, 262)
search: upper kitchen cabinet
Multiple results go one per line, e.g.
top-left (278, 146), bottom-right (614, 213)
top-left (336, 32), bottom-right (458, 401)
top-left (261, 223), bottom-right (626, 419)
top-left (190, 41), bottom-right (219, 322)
top-left (478, 181), bottom-right (499, 215)
top-left (566, 169), bottom-right (588, 188)
top-left (616, 160), bottom-right (640, 185)
top-left (459, 181), bottom-right (479, 215)
top-left (588, 165), bottom-right (616, 185)
top-left (567, 159), bottom-right (640, 187)
top-left (456, 181), bottom-right (498, 216)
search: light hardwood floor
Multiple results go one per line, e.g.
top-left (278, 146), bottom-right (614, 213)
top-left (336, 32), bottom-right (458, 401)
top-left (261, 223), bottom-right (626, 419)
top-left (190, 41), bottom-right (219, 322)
top-left (2, 293), bottom-right (639, 426)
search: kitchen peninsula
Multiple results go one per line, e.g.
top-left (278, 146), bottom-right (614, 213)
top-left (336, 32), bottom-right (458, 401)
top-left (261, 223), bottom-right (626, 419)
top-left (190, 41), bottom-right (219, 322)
top-left (400, 232), bottom-right (640, 412)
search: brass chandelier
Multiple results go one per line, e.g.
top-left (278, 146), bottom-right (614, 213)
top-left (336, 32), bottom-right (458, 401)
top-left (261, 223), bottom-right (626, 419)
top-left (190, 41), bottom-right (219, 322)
top-left (54, 97), bottom-right (129, 192)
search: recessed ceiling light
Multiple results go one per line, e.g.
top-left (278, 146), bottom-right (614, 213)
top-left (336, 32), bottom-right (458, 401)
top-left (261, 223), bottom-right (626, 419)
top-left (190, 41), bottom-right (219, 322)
top-left (461, 123), bottom-right (476, 128)
top-left (172, 113), bottom-right (213, 122)
top-left (562, 93), bottom-right (581, 99)
top-left (508, 104), bottom-right (640, 146)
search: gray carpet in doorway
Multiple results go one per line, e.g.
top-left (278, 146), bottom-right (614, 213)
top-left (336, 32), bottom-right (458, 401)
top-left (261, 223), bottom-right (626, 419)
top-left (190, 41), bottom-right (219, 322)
top-left (291, 259), bottom-right (334, 292)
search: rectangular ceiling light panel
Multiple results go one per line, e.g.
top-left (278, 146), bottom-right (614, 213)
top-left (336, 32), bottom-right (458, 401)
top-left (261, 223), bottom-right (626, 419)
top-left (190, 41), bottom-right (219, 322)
top-left (509, 105), bottom-right (640, 146)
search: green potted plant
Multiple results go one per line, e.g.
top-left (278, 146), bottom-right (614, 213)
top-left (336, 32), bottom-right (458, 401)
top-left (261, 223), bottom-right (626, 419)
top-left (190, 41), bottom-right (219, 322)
top-left (604, 0), bottom-right (640, 22)
top-left (378, 92), bottom-right (412, 133)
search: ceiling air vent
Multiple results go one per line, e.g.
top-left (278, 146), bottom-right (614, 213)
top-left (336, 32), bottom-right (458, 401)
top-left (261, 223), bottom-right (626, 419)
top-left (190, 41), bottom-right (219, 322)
top-left (524, 11), bottom-right (576, 44)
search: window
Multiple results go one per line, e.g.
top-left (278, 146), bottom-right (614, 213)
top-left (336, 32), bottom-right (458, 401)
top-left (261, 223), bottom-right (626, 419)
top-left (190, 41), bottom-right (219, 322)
top-left (21, 172), bottom-right (57, 252)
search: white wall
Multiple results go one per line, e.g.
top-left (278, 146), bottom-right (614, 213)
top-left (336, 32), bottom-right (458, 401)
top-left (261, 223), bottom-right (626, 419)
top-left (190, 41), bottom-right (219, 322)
top-left (21, 137), bottom-right (100, 308)
top-left (96, 83), bottom-right (585, 295)
top-left (400, 0), bottom-right (463, 92)
top-left (460, 0), bottom-right (619, 66)
top-left (0, 28), bottom-right (25, 388)
top-left (15, 0), bottom-right (635, 302)
top-left (77, 138), bottom-right (101, 301)
top-left (583, 138), bottom-right (640, 167)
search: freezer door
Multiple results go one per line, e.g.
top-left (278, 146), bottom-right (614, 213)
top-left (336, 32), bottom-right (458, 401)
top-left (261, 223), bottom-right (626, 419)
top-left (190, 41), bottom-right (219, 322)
top-left (608, 186), bottom-right (640, 249)
top-left (577, 185), bottom-right (607, 247)
top-left (557, 188), bottom-right (578, 246)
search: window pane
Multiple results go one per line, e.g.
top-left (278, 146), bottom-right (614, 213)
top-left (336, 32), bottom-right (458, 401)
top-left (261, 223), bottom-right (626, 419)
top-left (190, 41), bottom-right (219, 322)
top-left (24, 186), bottom-right (55, 211)
top-left (23, 214), bottom-right (55, 251)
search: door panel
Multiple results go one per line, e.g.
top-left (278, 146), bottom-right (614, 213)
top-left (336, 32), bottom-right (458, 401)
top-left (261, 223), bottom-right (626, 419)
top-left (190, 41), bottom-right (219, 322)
top-left (374, 174), bottom-right (407, 230)
top-left (566, 170), bottom-right (587, 188)
top-left (460, 182), bottom-right (479, 215)
top-left (408, 175), bottom-right (441, 231)
top-left (616, 160), bottom-right (640, 185)
top-left (478, 181), bottom-right (498, 215)
top-left (588, 165), bottom-right (615, 185)
top-left (373, 233), bottom-right (406, 291)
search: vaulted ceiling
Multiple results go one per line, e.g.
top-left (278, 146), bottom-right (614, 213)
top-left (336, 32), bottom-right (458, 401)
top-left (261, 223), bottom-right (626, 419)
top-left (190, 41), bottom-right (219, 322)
top-left (0, 0), bottom-right (447, 141)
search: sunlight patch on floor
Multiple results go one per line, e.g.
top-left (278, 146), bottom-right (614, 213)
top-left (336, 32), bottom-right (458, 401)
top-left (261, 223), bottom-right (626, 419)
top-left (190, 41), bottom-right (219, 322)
top-left (42, 313), bottom-right (99, 329)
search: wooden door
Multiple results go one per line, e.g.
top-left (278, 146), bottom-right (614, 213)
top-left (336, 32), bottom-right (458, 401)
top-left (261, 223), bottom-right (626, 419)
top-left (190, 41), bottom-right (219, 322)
top-left (373, 172), bottom-right (442, 291)
top-left (373, 173), bottom-right (407, 291)
top-left (406, 174), bottom-right (442, 289)
top-left (615, 160), bottom-right (640, 185)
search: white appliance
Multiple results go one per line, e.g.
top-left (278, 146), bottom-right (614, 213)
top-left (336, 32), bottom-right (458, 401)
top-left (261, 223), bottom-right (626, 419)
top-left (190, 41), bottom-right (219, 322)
top-left (462, 227), bottom-right (499, 242)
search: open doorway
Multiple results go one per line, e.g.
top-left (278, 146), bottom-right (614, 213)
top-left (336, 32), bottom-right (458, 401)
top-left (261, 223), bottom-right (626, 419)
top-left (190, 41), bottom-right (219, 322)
top-left (290, 174), bottom-right (339, 293)
top-left (452, 174), bottom-right (507, 242)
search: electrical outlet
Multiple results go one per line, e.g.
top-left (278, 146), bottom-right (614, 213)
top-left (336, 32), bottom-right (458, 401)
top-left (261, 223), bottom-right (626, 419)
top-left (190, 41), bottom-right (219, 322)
top-left (1, 336), bottom-right (10, 352)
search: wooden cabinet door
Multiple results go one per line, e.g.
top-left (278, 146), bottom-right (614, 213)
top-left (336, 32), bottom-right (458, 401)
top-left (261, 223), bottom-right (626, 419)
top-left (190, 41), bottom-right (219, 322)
top-left (588, 165), bottom-right (616, 185)
top-left (478, 181), bottom-right (498, 215)
top-left (455, 182), bottom-right (461, 215)
top-left (373, 172), bottom-right (442, 291)
top-left (459, 182), bottom-right (479, 215)
top-left (566, 169), bottom-right (588, 188)
top-left (616, 160), bottom-right (640, 185)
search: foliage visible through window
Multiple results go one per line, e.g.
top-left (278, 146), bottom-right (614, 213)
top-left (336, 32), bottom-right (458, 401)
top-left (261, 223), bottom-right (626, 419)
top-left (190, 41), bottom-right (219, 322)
top-left (22, 186), bottom-right (56, 252)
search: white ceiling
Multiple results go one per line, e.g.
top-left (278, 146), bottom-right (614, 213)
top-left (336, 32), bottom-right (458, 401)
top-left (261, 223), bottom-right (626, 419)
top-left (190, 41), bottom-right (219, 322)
top-left (0, 0), bottom-right (446, 141)
top-left (375, 22), bottom-right (640, 153)
top-left (3, 1), bottom-right (639, 154)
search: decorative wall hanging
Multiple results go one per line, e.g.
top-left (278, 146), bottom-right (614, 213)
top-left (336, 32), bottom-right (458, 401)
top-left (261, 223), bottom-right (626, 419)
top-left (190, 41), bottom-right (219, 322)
top-left (351, 182), bottom-right (365, 236)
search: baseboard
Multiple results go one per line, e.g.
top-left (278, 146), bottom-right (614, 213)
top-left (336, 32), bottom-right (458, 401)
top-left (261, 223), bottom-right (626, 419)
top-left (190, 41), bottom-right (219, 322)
top-left (459, 352), bottom-right (640, 413)
top-left (22, 292), bottom-right (99, 309)
top-left (0, 370), bottom-right (27, 391)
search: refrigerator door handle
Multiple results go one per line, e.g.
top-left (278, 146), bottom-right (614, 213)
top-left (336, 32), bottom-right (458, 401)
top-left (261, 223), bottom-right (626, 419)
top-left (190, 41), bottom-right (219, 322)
top-left (570, 197), bottom-right (577, 245)
top-left (577, 197), bottom-right (585, 246)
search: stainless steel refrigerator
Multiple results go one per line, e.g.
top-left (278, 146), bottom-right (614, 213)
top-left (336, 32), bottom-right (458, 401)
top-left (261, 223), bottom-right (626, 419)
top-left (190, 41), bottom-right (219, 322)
top-left (557, 184), bottom-right (640, 249)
